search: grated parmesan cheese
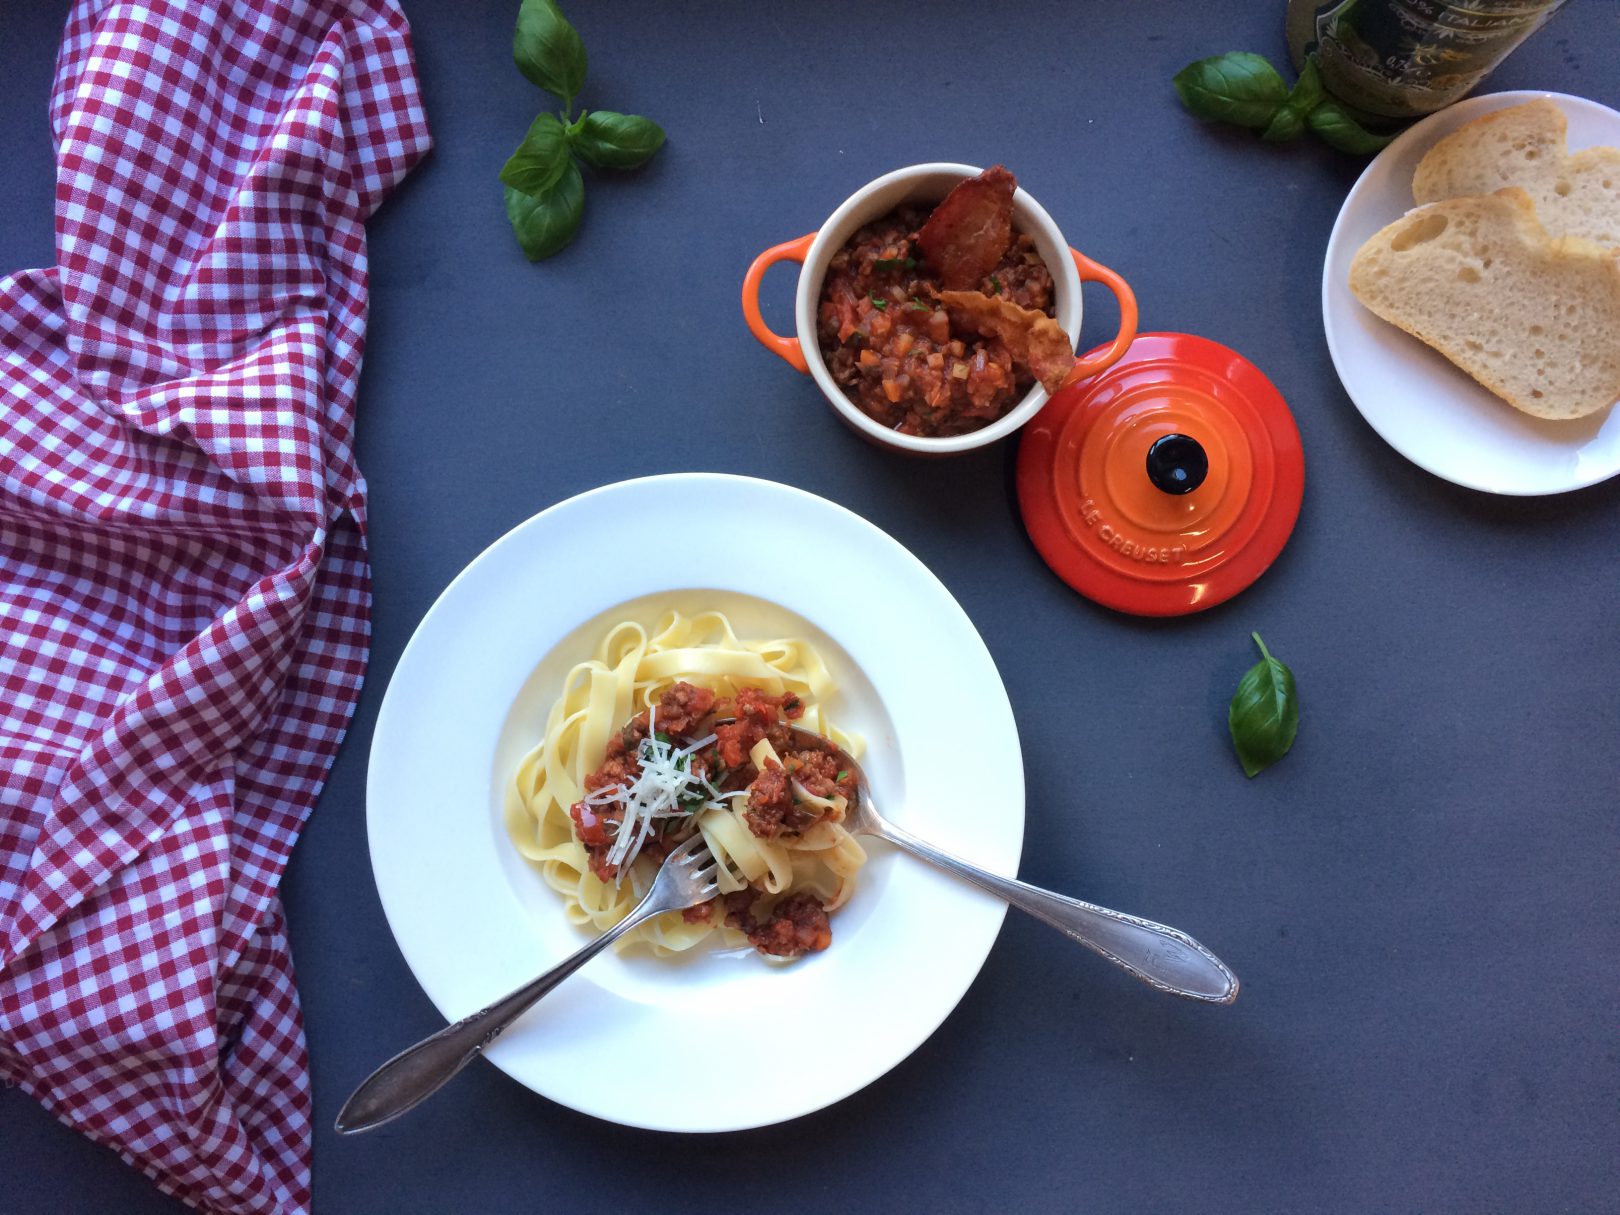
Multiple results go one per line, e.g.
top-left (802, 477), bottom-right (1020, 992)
top-left (598, 709), bottom-right (733, 880)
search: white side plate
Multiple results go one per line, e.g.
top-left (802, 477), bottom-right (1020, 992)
top-left (1323, 90), bottom-right (1620, 495)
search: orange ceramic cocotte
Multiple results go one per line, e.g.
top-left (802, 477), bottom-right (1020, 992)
top-left (1016, 333), bottom-right (1305, 617)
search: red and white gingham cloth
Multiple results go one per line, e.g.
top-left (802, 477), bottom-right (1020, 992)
top-left (0, 3), bottom-right (429, 1211)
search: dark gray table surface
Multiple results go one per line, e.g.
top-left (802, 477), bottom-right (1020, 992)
top-left (4, 2), bottom-right (1618, 1212)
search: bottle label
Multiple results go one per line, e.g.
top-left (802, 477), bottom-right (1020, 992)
top-left (1291, 0), bottom-right (1568, 116)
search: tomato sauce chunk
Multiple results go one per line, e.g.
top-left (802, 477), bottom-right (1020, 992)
top-left (569, 799), bottom-right (620, 882)
top-left (714, 686), bottom-right (802, 768)
top-left (783, 748), bottom-right (847, 801)
top-left (743, 892), bottom-right (832, 958)
top-left (652, 680), bottom-right (715, 735)
top-left (723, 890), bottom-right (831, 958)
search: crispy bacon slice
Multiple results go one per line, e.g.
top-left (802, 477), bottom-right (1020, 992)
top-left (939, 289), bottom-right (1076, 393)
top-left (917, 165), bottom-right (1016, 290)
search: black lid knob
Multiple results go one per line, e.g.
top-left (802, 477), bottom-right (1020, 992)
top-left (1145, 434), bottom-right (1208, 495)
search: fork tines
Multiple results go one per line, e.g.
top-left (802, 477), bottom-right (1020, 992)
top-left (666, 834), bottom-right (721, 900)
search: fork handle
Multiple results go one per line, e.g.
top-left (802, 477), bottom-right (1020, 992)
top-left (335, 904), bottom-right (656, 1134)
top-left (874, 819), bottom-right (1239, 1004)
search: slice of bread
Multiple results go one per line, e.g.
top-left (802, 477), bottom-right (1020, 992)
top-left (1349, 189), bottom-right (1620, 421)
top-left (1413, 99), bottom-right (1620, 249)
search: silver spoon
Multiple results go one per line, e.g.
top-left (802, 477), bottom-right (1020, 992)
top-left (783, 725), bottom-right (1239, 1004)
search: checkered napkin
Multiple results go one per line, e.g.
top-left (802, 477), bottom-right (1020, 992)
top-left (0, 3), bottom-right (428, 1211)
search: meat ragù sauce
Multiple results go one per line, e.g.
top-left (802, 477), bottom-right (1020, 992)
top-left (817, 197), bottom-right (1058, 437)
top-left (570, 681), bottom-right (854, 958)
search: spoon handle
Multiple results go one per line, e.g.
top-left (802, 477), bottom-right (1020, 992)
top-left (873, 818), bottom-right (1239, 1004)
top-left (334, 904), bottom-right (652, 1134)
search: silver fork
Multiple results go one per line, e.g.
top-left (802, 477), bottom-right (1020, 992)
top-left (335, 833), bottom-right (720, 1134)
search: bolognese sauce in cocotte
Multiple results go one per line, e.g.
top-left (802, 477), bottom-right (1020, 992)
top-left (817, 165), bottom-right (1077, 438)
top-left (508, 610), bottom-right (867, 960)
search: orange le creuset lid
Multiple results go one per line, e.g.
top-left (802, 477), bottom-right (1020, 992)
top-left (1016, 332), bottom-right (1304, 617)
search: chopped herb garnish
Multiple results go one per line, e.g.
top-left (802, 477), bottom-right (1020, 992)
top-left (868, 294), bottom-right (888, 311)
top-left (988, 275), bottom-right (1002, 295)
top-left (654, 731), bottom-right (671, 744)
top-left (905, 297), bottom-right (929, 312)
top-left (873, 255), bottom-right (918, 271)
top-left (836, 770), bottom-right (848, 781)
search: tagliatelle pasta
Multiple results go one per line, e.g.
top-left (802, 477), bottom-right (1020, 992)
top-left (507, 610), bottom-right (867, 956)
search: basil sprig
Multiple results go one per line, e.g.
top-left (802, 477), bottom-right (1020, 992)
top-left (1174, 52), bottom-right (1395, 155)
top-left (504, 0), bottom-right (666, 261)
top-left (1227, 633), bottom-right (1299, 778)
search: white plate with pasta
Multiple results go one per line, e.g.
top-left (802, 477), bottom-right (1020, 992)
top-left (366, 472), bottom-right (1024, 1131)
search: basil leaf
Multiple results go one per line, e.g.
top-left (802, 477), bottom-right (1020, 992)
top-left (504, 160), bottom-right (584, 260)
top-left (1308, 99), bottom-right (1397, 154)
top-left (514, 0), bottom-right (587, 106)
top-left (1227, 632), bottom-right (1299, 778)
top-left (499, 112), bottom-right (570, 196)
top-left (570, 111), bottom-right (666, 170)
top-left (1262, 107), bottom-right (1305, 143)
top-left (1173, 52), bottom-right (1289, 130)
top-left (1289, 56), bottom-right (1326, 115)
top-left (1263, 55), bottom-right (1325, 142)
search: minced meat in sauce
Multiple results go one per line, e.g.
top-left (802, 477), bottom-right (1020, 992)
top-left (729, 891), bottom-right (832, 958)
top-left (817, 203), bottom-right (1056, 437)
top-left (572, 681), bottom-right (846, 957)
